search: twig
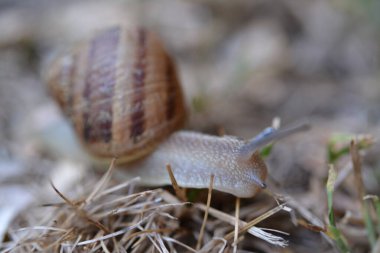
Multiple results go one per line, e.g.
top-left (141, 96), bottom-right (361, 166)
top-left (166, 164), bottom-right (187, 201)
top-left (50, 181), bottom-right (110, 234)
top-left (350, 140), bottom-right (376, 248)
top-left (197, 203), bottom-right (288, 247)
top-left (196, 174), bottom-right (214, 250)
top-left (86, 158), bottom-right (116, 203)
top-left (233, 197), bottom-right (240, 252)
top-left (350, 140), bottom-right (364, 201)
top-left (224, 204), bottom-right (286, 241)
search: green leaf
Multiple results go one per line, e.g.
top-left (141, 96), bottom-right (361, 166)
top-left (260, 144), bottom-right (274, 158)
top-left (327, 133), bottom-right (373, 164)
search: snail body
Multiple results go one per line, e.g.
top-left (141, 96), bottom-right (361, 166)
top-left (45, 25), bottom-right (306, 198)
top-left (121, 131), bottom-right (267, 197)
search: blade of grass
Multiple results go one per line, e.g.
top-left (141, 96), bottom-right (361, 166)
top-left (326, 165), bottom-right (350, 253)
top-left (364, 201), bottom-right (377, 248)
top-left (364, 195), bottom-right (380, 234)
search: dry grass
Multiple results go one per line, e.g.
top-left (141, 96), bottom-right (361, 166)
top-left (1, 161), bottom-right (290, 253)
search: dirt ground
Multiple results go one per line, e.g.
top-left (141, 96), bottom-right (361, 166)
top-left (1, 1), bottom-right (380, 252)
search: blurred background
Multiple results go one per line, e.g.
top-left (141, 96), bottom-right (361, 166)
top-left (1, 0), bottom-right (380, 252)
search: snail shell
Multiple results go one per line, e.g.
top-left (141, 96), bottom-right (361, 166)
top-left (45, 26), bottom-right (186, 162)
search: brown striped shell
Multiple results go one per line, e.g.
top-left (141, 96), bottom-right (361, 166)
top-left (45, 26), bottom-right (186, 162)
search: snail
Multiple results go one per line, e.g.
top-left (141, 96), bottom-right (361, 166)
top-left (44, 26), bottom-right (308, 198)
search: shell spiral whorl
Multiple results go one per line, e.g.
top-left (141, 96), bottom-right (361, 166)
top-left (45, 26), bottom-right (186, 162)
